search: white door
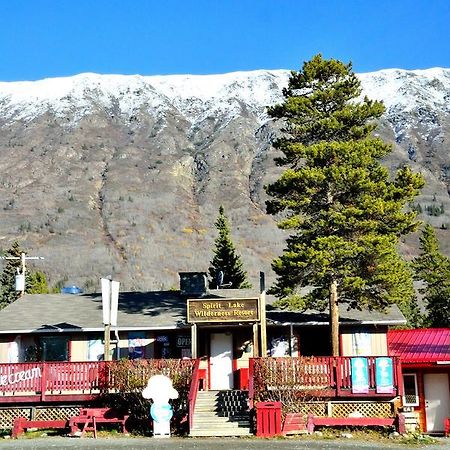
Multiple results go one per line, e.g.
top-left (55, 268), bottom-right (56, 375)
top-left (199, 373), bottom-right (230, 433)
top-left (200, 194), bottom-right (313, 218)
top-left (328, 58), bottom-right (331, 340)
top-left (424, 373), bottom-right (450, 433)
top-left (210, 333), bottom-right (233, 390)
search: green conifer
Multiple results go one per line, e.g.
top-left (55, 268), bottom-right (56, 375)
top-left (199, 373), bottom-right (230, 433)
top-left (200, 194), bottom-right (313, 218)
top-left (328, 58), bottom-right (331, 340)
top-left (27, 271), bottom-right (50, 294)
top-left (412, 224), bottom-right (450, 327)
top-left (265, 55), bottom-right (424, 354)
top-left (0, 241), bottom-right (23, 308)
top-left (208, 206), bottom-right (252, 289)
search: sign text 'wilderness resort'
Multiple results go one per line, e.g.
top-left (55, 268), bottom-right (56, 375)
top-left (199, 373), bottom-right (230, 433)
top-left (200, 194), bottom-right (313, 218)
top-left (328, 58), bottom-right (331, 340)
top-left (187, 298), bottom-right (259, 323)
top-left (0, 366), bottom-right (42, 387)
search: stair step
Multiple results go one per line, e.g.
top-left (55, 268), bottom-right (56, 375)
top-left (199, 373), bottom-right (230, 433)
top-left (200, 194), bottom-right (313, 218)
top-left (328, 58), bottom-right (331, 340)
top-left (192, 421), bottom-right (250, 427)
top-left (190, 429), bottom-right (252, 437)
top-left (193, 417), bottom-right (250, 423)
top-left (191, 389), bottom-right (251, 437)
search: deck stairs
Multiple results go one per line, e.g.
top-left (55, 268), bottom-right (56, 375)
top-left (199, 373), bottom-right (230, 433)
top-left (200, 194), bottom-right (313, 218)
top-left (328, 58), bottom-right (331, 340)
top-left (189, 390), bottom-right (252, 437)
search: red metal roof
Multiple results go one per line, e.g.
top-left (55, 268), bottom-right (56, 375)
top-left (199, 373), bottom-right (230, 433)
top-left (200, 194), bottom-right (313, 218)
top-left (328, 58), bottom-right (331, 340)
top-left (387, 328), bottom-right (450, 364)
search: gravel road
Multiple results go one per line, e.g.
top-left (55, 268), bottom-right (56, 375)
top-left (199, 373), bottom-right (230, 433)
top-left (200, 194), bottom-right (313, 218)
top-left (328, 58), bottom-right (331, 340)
top-left (0, 436), bottom-right (449, 450)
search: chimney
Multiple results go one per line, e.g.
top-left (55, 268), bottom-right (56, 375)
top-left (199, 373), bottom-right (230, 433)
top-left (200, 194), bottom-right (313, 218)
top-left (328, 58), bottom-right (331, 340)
top-left (179, 272), bottom-right (208, 297)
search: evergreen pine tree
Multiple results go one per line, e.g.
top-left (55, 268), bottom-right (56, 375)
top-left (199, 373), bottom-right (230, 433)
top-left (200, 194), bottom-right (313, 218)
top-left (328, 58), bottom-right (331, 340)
top-left (208, 206), bottom-right (252, 289)
top-left (0, 241), bottom-right (23, 309)
top-left (27, 271), bottom-right (50, 294)
top-left (412, 224), bottom-right (450, 327)
top-left (265, 55), bottom-right (424, 355)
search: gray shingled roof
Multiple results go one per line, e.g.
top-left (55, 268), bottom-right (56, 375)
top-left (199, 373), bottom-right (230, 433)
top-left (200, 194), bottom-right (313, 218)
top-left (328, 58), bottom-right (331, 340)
top-left (0, 289), bottom-right (405, 334)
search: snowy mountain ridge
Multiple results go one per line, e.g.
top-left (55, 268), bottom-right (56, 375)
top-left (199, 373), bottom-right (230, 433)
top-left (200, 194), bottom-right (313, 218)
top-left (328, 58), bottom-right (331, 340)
top-left (0, 68), bottom-right (449, 126)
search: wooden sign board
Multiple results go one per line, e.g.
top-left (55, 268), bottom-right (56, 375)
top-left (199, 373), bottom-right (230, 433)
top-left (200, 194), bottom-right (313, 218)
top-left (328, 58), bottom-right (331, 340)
top-left (187, 298), bottom-right (259, 323)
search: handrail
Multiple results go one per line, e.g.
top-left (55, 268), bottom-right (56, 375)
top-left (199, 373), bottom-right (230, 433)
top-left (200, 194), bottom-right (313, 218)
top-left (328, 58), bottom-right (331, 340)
top-left (249, 356), bottom-right (401, 398)
top-left (248, 358), bottom-right (255, 409)
top-left (187, 358), bottom-right (201, 431)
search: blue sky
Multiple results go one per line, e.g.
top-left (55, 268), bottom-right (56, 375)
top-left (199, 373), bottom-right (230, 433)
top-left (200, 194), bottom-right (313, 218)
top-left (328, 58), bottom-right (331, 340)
top-left (1, 0), bottom-right (449, 81)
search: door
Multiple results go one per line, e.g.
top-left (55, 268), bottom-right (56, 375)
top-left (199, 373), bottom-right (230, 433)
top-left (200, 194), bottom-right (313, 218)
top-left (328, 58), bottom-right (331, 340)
top-left (210, 333), bottom-right (233, 390)
top-left (424, 373), bottom-right (450, 433)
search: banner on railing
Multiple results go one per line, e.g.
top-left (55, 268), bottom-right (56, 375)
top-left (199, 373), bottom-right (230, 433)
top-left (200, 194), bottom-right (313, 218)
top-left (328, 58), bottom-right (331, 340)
top-left (0, 366), bottom-right (42, 388)
top-left (375, 357), bottom-right (394, 394)
top-left (351, 357), bottom-right (369, 394)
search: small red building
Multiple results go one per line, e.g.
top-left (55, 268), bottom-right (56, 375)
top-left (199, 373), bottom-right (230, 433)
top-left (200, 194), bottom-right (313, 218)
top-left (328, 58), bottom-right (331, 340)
top-left (388, 328), bottom-right (450, 434)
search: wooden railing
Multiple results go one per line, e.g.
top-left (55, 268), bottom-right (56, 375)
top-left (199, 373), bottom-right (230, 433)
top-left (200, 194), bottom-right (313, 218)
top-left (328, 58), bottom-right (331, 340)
top-left (0, 359), bottom-right (197, 403)
top-left (0, 361), bottom-right (108, 400)
top-left (250, 356), bottom-right (402, 399)
top-left (335, 356), bottom-right (403, 396)
top-left (187, 359), bottom-right (201, 431)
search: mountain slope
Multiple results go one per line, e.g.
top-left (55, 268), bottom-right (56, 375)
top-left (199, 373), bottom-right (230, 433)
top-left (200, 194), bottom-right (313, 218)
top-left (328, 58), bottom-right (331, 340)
top-left (0, 68), bottom-right (449, 290)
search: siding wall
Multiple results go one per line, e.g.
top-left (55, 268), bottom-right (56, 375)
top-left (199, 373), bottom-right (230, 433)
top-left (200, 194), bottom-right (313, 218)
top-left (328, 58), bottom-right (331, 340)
top-left (70, 336), bottom-right (88, 361)
top-left (341, 331), bottom-right (388, 356)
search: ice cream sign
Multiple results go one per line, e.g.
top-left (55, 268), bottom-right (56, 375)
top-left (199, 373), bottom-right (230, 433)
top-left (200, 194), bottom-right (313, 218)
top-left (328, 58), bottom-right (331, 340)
top-left (0, 366), bottom-right (42, 387)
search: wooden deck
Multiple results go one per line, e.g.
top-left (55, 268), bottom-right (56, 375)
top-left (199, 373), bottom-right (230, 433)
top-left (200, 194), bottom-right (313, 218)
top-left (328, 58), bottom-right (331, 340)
top-left (0, 359), bottom-right (195, 404)
top-left (1, 356), bottom-right (403, 405)
top-left (249, 356), bottom-right (403, 401)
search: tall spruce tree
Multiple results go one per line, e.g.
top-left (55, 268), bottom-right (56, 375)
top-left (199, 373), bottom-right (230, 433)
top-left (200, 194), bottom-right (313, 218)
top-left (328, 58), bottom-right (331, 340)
top-left (0, 241), bottom-right (23, 309)
top-left (265, 55), bottom-right (424, 355)
top-left (27, 271), bottom-right (50, 295)
top-left (208, 206), bottom-right (252, 289)
top-left (412, 224), bottom-right (450, 327)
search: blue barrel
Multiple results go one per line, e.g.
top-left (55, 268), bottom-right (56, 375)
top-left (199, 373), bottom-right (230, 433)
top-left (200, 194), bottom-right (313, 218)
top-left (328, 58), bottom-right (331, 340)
top-left (61, 286), bottom-right (83, 294)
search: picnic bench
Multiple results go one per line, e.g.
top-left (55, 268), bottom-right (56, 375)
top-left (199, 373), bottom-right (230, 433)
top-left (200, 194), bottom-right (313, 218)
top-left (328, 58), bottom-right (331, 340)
top-left (69, 407), bottom-right (129, 438)
top-left (12, 417), bottom-right (69, 438)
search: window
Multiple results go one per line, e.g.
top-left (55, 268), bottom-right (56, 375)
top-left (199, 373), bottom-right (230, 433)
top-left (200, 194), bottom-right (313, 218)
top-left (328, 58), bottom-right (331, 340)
top-left (351, 332), bottom-right (372, 356)
top-left (403, 373), bottom-right (419, 406)
top-left (40, 336), bottom-right (69, 361)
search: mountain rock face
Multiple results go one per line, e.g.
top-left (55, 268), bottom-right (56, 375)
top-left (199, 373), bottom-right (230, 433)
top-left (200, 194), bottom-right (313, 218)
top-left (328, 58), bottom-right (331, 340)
top-left (0, 68), bottom-right (449, 291)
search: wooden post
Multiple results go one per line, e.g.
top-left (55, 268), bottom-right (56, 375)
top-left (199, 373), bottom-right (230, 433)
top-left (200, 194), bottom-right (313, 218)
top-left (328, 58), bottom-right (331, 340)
top-left (259, 272), bottom-right (267, 357)
top-left (330, 280), bottom-right (340, 356)
top-left (104, 324), bottom-right (111, 361)
top-left (21, 253), bottom-right (26, 297)
top-left (289, 324), bottom-right (294, 356)
top-left (40, 363), bottom-right (46, 401)
top-left (191, 324), bottom-right (197, 359)
top-left (253, 323), bottom-right (259, 357)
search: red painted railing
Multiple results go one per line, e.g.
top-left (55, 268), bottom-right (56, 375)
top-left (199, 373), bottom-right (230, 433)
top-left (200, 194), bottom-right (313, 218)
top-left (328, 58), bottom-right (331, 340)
top-left (0, 359), bottom-right (197, 403)
top-left (187, 359), bottom-right (201, 431)
top-left (335, 356), bottom-right (402, 396)
top-left (0, 361), bottom-right (109, 401)
top-left (250, 356), bottom-right (402, 399)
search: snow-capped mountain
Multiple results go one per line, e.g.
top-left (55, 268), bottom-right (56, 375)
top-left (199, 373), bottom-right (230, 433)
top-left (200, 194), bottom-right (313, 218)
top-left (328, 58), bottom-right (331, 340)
top-left (0, 68), bottom-right (448, 290)
top-left (1, 68), bottom-right (449, 125)
top-left (0, 71), bottom-right (289, 125)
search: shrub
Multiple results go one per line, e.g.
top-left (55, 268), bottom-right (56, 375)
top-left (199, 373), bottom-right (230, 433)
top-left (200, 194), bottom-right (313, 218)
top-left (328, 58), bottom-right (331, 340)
top-left (101, 359), bottom-right (195, 436)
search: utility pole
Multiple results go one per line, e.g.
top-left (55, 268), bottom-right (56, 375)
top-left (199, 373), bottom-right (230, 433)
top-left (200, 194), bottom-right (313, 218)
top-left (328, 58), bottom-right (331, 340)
top-left (0, 252), bottom-right (44, 296)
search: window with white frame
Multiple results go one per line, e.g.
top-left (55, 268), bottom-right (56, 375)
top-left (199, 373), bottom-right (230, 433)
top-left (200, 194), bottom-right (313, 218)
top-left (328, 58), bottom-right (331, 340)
top-left (403, 373), bottom-right (419, 406)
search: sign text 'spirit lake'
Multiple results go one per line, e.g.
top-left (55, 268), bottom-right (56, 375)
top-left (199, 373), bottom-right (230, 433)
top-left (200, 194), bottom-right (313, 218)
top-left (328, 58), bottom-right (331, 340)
top-left (187, 298), bottom-right (259, 323)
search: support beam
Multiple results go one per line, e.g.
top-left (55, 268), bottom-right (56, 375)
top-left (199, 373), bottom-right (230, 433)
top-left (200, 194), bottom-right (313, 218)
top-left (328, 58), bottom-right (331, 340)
top-left (289, 324), bottom-right (294, 357)
top-left (259, 272), bottom-right (267, 357)
top-left (191, 324), bottom-right (198, 359)
top-left (104, 324), bottom-right (111, 361)
top-left (253, 323), bottom-right (259, 357)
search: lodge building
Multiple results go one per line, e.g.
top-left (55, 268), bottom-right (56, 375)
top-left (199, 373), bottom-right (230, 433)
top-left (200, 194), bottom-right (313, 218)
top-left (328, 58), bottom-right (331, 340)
top-left (0, 272), bottom-right (447, 435)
